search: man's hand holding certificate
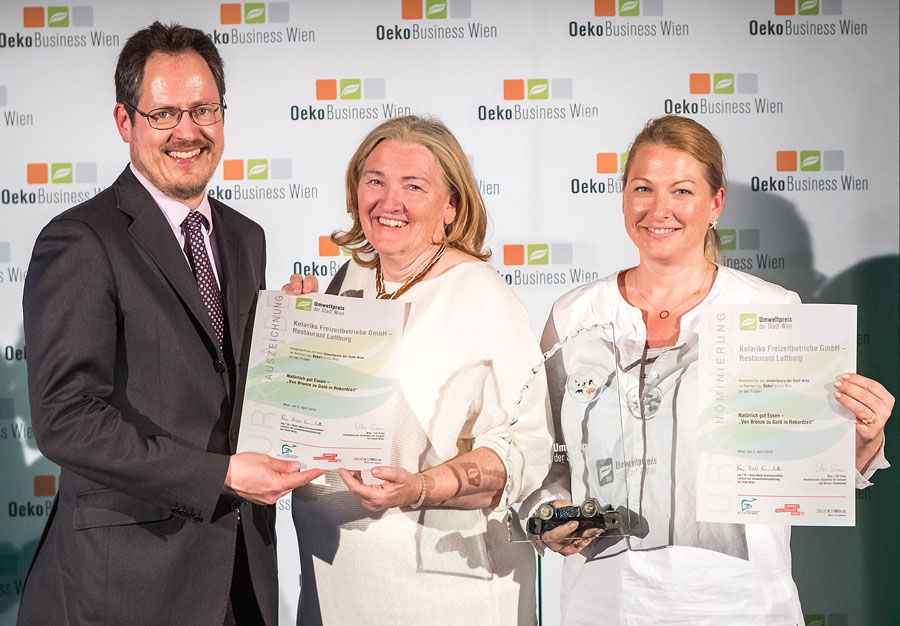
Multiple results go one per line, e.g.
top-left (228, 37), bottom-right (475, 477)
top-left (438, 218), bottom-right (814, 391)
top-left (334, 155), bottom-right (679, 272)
top-left (237, 291), bottom-right (407, 470)
top-left (697, 304), bottom-right (856, 526)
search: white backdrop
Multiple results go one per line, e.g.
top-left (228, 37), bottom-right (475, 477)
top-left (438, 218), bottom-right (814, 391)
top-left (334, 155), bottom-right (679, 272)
top-left (1, 1), bottom-right (898, 625)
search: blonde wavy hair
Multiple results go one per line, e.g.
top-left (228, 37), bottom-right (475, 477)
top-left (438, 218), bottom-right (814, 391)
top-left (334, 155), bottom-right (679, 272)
top-left (332, 115), bottom-right (490, 268)
top-left (622, 115), bottom-right (727, 263)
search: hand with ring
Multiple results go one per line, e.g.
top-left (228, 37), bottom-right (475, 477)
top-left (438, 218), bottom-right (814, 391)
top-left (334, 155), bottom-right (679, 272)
top-left (833, 373), bottom-right (894, 472)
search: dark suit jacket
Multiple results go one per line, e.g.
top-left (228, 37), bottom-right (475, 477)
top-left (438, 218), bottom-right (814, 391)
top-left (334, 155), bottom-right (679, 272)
top-left (18, 166), bottom-right (277, 626)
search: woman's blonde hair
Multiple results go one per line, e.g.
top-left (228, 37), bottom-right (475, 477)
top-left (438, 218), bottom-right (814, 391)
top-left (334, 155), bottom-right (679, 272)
top-left (623, 115), bottom-right (726, 263)
top-left (332, 115), bottom-right (490, 267)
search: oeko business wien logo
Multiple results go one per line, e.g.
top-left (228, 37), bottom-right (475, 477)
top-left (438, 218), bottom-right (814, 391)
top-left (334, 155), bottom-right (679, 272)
top-left (571, 152), bottom-right (627, 195)
top-left (292, 236), bottom-right (348, 280)
top-left (498, 243), bottom-right (599, 288)
top-left (749, 149), bottom-right (869, 193)
top-left (478, 78), bottom-right (600, 122)
top-left (749, 0), bottom-right (869, 36)
top-left (401, 0), bottom-right (470, 19)
top-left (2, 85), bottom-right (37, 128)
top-left (719, 228), bottom-right (786, 273)
top-left (290, 78), bottom-right (411, 123)
top-left (569, 0), bottom-right (691, 38)
top-left (374, 0), bottom-right (499, 41)
top-left (2, 162), bottom-right (100, 206)
top-left (663, 72), bottom-right (784, 117)
top-left (220, 2), bottom-right (288, 24)
top-left (802, 613), bottom-right (850, 626)
top-left (3, 6), bottom-right (119, 48)
top-left (503, 79), bottom-right (571, 101)
top-left (5, 476), bottom-right (56, 523)
top-left (209, 3), bottom-right (316, 45)
top-left (210, 157), bottom-right (318, 203)
top-left (22, 5), bottom-right (92, 27)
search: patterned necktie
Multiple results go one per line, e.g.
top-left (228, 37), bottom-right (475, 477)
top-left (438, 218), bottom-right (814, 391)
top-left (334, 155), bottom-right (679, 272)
top-left (181, 211), bottom-right (225, 349)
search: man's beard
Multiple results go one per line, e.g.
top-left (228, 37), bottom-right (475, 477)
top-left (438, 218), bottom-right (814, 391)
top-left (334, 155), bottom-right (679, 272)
top-left (162, 177), bottom-right (209, 201)
top-left (133, 140), bottom-right (217, 201)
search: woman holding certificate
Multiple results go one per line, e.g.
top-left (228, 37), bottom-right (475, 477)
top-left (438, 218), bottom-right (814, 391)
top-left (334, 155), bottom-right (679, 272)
top-left (284, 116), bottom-right (552, 625)
top-left (524, 115), bottom-right (893, 625)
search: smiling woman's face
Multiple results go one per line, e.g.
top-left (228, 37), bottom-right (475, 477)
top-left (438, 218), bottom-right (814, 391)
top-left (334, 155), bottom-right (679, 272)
top-left (357, 140), bottom-right (457, 268)
top-left (622, 143), bottom-right (724, 265)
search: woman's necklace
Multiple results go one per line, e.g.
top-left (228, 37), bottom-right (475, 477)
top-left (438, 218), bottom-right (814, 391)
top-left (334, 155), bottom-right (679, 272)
top-left (375, 243), bottom-right (446, 300)
top-left (631, 264), bottom-right (712, 319)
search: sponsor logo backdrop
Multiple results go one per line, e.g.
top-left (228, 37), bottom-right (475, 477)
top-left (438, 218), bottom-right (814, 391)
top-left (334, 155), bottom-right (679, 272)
top-left (0, 1), bottom-right (897, 624)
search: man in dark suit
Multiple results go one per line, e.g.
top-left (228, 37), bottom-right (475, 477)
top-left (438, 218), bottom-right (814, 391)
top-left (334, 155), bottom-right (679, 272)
top-left (18, 22), bottom-right (321, 626)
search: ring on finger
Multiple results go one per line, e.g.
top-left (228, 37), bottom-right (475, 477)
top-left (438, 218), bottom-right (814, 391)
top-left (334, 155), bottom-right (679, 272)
top-left (859, 413), bottom-right (876, 425)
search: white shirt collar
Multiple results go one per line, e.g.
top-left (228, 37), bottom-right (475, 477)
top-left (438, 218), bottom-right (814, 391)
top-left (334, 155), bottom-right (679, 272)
top-left (129, 163), bottom-right (214, 234)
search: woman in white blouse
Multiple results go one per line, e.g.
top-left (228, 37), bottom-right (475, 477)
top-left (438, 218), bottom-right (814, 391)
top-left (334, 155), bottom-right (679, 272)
top-left (524, 115), bottom-right (893, 626)
top-left (285, 116), bottom-right (552, 626)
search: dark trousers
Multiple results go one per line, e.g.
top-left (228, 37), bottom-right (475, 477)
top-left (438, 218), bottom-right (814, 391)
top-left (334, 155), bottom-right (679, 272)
top-left (223, 526), bottom-right (266, 626)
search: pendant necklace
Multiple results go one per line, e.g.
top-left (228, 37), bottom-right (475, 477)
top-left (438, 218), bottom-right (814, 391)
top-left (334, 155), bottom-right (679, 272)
top-left (632, 264), bottom-right (711, 319)
top-left (375, 244), bottom-right (446, 300)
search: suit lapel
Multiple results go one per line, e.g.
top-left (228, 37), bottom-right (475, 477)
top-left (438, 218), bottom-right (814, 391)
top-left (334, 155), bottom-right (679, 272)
top-left (114, 167), bottom-right (222, 354)
top-left (210, 198), bottom-right (244, 354)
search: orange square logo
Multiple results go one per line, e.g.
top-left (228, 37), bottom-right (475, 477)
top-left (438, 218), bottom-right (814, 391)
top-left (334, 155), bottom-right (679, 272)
top-left (689, 73), bottom-right (710, 94)
top-left (401, 0), bottom-right (423, 19)
top-left (221, 4), bottom-right (242, 24)
top-left (596, 153), bottom-right (618, 174)
top-left (27, 163), bottom-right (48, 184)
top-left (23, 7), bottom-right (44, 28)
top-left (503, 245), bottom-right (524, 266)
top-left (776, 151), bottom-right (797, 171)
top-left (34, 475), bottom-right (56, 497)
top-left (316, 79), bottom-right (337, 100)
top-left (594, 0), bottom-right (616, 16)
top-left (503, 80), bottom-right (524, 101)
top-left (318, 236), bottom-right (339, 257)
top-left (774, 0), bottom-right (795, 16)
top-left (223, 159), bottom-right (244, 180)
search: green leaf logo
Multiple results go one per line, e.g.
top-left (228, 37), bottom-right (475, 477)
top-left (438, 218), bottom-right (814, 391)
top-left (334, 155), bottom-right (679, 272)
top-left (799, 0), bottom-right (819, 16)
top-left (740, 314), bottom-right (757, 331)
top-left (296, 298), bottom-right (312, 311)
top-left (48, 7), bottom-right (69, 27)
top-left (340, 79), bottom-right (361, 100)
top-left (719, 229), bottom-right (737, 250)
top-left (528, 79), bottom-right (549, 100)
top-left (619, 0), bottom-right (640, 16)
top-left (245, 3), bottom-right (266, 24)
top-left (426, 0), bottom-right (447, 19)
top-left (800, 151), bottom-right (821, 171)
top-left (248, 159), bottom-right (268, 180)
top-left (713, 73), bottom-right (734, 94)
top-left (527, 244), bottom-right (549, 265)
top-left (51, 163), bottom-right (72, 184)
top-left (620, 152), bottom-right (629, 172)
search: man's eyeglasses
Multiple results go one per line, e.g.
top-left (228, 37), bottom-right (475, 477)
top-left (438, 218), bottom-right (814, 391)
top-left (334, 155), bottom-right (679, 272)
top-left (123, 102), bottom-right (226, 130)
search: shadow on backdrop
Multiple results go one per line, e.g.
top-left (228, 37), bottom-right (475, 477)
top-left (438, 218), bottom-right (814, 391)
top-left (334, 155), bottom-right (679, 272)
top-left (720, 182), bottom-right (825, 301)
top-left (725, 183), bottom-right (899, 625)
top-left (1, 325), bottom-right (58, 622)
top-left (797, 254), bottom-right (900, 626)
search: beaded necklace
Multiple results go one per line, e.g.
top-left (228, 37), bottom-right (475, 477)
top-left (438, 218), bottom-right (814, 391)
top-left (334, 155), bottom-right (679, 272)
top-left (375, 244), bottom-right (446, 300)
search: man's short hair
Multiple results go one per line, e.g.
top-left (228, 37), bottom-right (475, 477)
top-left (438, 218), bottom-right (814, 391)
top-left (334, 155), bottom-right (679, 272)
top-left (115, 21), bottom-right (225, 121)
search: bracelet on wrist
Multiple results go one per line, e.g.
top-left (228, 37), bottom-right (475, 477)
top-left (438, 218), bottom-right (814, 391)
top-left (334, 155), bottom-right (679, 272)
top-left (410, 472), bottom-right (427, 509)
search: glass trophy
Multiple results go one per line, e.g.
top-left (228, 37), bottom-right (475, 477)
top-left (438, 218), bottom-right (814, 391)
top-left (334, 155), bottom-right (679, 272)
top-left (510, 318), bottom-right (755, 560)
top-left (509, 322), bottom-right (648, 554)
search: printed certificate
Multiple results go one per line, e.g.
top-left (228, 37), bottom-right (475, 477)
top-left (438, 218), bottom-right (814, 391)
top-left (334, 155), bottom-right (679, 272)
top-left (697, 304), bottom-right (856, 526)
top-left (237, 291), bottom-right (407, 470)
